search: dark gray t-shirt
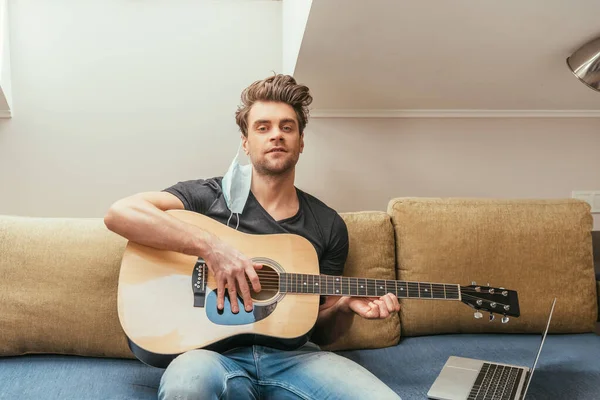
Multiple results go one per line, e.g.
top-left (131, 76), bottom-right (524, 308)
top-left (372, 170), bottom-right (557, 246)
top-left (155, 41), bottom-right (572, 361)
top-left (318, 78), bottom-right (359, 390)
top-left (162, 177), bottom-right (349, 350)
top-left (163, 177), bottom-right (349, 276)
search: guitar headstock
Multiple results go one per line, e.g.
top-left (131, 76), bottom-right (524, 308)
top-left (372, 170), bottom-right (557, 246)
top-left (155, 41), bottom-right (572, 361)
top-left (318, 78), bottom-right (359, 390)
top-left (460, 283), bottom-right (520, 323)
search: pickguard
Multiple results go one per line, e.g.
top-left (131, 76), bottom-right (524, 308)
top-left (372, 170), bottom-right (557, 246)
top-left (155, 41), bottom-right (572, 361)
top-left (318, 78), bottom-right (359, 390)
top-left (205, 289), bottom-right (278, 325)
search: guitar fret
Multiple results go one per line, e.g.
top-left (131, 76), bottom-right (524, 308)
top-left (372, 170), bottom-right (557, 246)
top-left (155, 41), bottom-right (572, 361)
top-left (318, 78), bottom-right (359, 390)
top-left (406, 282), bottom-right (419, 298)
top-left (282, 273), bottom-right (287, 293)
top-left (432, 283), bottom-right (445, 299)
top-left (397, 281), bottom-right (407, 298)
top-left (342, 277), bottom-right (350, 296)
top-left (420, 282), bottom-right (433, 298)
top-left (366, 279), bottom-right (375, 296)
top-left (445, 284), bottom-right (460, 300)
top-left (334, 276), bottom-right (341, 295)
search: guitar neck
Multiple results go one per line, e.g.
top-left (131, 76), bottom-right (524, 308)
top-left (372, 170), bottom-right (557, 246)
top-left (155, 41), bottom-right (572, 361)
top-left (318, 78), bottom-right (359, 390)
top-left (278, 273), bottom-right (460, 300)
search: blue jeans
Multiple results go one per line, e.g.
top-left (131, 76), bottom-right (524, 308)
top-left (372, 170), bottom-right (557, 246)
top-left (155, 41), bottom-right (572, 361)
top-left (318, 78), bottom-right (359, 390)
top-left (158, 342), bottom-right (401, 400)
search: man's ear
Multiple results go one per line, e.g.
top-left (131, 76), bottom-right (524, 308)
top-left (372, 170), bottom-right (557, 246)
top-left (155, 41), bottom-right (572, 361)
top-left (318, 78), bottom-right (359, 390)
top-left (300, 132), bottom-right (304, 154)
top-left (242, 134), bottom-right (249, 155)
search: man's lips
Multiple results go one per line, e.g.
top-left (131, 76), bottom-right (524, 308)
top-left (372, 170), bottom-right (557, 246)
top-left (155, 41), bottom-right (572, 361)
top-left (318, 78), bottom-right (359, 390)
top-left (267, 147), bottom-right (287, 153)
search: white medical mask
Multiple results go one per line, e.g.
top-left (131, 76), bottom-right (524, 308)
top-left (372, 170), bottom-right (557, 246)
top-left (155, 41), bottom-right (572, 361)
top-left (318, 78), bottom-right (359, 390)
top-left (221, 141), bottom-right (252, 229)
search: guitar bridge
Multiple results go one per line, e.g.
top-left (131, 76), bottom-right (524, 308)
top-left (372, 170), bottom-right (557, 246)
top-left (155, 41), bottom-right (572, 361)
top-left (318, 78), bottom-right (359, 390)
top-left (192, 258), bottom-right (207, 308)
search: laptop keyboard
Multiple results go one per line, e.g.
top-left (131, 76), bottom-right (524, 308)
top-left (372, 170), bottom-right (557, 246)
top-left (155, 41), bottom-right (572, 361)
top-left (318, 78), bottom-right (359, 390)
top-left (467, 362), bottom-right (524, 400)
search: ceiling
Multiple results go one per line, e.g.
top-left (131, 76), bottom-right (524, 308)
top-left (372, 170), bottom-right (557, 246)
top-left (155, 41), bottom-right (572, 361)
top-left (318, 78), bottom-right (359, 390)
top-left (293, 0), bottom-right (600, 113)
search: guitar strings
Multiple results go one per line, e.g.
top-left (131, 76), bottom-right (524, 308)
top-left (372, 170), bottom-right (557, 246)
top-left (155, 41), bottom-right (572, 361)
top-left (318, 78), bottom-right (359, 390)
top-left (224, 278), bottom-right (490, 295)
top-left (238, 271), bottom-right (506, 293)
top-left (227, 283), bottom-right (507, 308)
top-left (202, 269), bottom-right (505, 296)
top-left (227, 282), bottom-right (511, 308)
top-left (243, 280), bottom-right (465, 296)
top-left (219, 278), bottom-right (506, 306)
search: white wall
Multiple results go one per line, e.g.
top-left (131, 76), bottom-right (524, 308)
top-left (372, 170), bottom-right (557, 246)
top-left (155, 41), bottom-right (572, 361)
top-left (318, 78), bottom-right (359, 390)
top-left (1, 1), bottom-right (598, 232)
top-left (0, 0), bottom-right (281, 217)
top-left (282, 0), bottom-right (313, 75)
top-left (0, 0), bottom-right (12, 112)
top-left (296, 117), bottom-right (600, 230)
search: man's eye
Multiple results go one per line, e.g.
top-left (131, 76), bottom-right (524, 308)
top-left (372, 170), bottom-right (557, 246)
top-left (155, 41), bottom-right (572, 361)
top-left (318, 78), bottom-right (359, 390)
top-left (258, 126), bottom-right (267, 132)
top-left (283, 126), bottom-right (292, 131)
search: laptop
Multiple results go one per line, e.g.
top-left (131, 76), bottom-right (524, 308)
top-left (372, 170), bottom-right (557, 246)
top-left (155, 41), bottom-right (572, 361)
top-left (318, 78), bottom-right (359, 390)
top-left (427, 298), bottom-right (556, 400)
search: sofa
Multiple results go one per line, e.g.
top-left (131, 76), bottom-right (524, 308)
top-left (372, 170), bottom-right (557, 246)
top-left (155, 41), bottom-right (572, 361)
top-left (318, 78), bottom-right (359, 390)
top-left (1, 197), bottom-right (599, 400)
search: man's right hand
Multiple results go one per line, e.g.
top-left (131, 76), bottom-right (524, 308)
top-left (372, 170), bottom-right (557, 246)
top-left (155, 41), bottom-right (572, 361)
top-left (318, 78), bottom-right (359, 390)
top-left (204, 235), bottom-right (263, 313)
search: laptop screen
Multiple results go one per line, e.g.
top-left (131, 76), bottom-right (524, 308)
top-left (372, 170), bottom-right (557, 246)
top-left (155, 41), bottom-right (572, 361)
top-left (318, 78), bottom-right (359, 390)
top-left (521, 298), bottom-right (557, 398)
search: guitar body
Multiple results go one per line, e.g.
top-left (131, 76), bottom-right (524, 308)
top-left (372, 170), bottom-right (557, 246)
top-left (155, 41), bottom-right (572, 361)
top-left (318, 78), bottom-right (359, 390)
top-left (118, 210), bottom-right (521, 368)
top-left (117, 210), bottom-right (321, 368)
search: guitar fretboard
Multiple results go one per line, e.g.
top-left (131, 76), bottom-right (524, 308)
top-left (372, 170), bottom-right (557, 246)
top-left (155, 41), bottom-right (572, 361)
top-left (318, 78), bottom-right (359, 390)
top-left (278, 273), bottom-right (460, 300)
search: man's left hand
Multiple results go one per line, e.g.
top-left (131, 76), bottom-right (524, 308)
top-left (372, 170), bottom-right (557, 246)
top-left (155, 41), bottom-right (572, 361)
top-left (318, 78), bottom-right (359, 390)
top-left (338, 293), bottom-right (401, 319)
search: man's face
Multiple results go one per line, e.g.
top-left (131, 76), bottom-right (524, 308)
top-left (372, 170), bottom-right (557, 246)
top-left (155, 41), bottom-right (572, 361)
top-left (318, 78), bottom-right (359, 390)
top-left (242, 101), bottom-right (304, 177)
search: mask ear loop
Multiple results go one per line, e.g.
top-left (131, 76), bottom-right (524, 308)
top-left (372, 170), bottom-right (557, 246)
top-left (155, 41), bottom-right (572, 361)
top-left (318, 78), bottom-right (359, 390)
top-left (226, 210), bottom-right (241, 231)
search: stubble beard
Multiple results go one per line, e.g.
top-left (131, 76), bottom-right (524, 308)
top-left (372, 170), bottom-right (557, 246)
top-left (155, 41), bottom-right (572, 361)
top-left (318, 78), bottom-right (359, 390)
top-left (253, 152), bottom-right (299, 178)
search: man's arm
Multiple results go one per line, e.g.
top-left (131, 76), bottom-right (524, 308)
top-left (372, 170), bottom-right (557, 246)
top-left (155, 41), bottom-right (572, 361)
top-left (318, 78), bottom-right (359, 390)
top-left (104, 191), bottom-right (210, 256)
top-left (104, 191), bottom-right (262, 312)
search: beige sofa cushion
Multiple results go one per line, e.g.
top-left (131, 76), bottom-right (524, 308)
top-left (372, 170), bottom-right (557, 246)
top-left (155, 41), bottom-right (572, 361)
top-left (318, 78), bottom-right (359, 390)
top-left (0, 215), bottom-right (134, 358)
top-left (322, 211), bottom-right (400, 351)
top-left (0, 212), bottom-right (399, 357)
top-left (387, 198), bottom-right (597, 337)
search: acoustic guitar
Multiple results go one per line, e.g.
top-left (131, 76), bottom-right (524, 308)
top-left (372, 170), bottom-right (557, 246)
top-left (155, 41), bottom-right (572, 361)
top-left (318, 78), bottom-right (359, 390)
top-left (117, 210), bottom-right (520, 368)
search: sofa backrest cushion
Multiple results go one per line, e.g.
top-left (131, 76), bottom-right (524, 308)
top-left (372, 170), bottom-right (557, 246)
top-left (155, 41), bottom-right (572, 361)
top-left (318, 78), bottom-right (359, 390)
top-left (0, 211), bottom-right (400, 357)
top-left (0, 216), bottom-right (134, 358)
top-left (322, 211), bottom-right (400, 351)
top-left (387, 198), bottom-right (597, 336)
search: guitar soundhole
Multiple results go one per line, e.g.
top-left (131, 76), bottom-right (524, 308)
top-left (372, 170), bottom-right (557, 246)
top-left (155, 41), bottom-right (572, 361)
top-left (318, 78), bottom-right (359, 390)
top-left (250, 265), bottom-right (279, 302)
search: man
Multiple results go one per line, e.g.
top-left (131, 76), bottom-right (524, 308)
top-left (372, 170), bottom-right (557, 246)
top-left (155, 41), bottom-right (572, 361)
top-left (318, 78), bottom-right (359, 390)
top-left (104, 74), bottom-right (401, 399)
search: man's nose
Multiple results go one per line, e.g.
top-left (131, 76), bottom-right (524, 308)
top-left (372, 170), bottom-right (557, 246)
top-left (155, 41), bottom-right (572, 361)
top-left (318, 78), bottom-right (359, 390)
top-left (269, 128), bottom-right (284, 141)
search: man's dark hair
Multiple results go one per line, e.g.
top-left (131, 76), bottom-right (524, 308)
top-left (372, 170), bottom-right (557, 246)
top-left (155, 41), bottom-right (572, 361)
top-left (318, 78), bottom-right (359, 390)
top-left (235, 74), bottom-right (313, 137)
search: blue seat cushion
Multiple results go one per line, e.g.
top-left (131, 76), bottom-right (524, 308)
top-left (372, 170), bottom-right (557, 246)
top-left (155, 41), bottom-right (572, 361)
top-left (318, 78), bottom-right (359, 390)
top-left (338, 333), bottom-right (600, 399)
top-left (0, 355), bottom-right (162, 400)
top-left (1, 333), bottom-right (599, 399)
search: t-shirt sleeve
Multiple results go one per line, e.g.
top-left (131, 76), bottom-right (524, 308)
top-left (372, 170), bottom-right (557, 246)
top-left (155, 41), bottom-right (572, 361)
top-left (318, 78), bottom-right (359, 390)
top-left (162, 178), bottom-right (221, 214)
top-left (320, 213), bottom-right (349, 276)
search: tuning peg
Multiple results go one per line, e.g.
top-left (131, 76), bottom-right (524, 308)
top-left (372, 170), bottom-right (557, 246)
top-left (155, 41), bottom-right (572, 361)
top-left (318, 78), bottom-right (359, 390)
top-left (474, 311), bottom-right (483, 319)
top-left (489, 313), bottom-right (495, 322)
top-left (471, 281), bottom-right (476, 285)
top-left (502, 315), bottom-right (510, 324)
